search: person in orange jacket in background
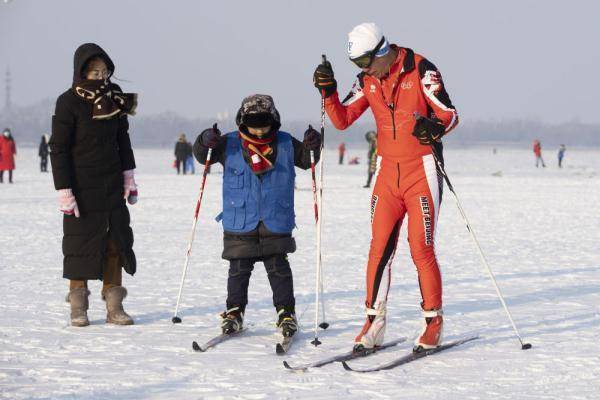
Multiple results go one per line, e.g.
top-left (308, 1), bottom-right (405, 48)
top-left (533, 139), bottom-right (545, 168)
top-left (313, 22), bottom-right (459, 352)
top-left (338, 142), bottom-right (346, 164)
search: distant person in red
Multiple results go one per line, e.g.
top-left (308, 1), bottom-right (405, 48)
top-left (533, 139), bottom-right (545, 168)
top-left (338, 142), bottom-right (346, 164)
top-left (0, 128), bottom-right (17, 184)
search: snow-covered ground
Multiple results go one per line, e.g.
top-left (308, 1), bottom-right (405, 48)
top-left (1, 143), bottom-right (599, 400)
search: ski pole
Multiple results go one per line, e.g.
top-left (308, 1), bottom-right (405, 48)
top-left (312, 54), bottom-right (330, 345)
top-left (309, 147), bottom-right (319, 224)
top-left (428, 143), bottom-right (532, 350)
top-left (172, 138), bottom-right (214, 324)
top-left (317, 56), bottom-right (329, 331)
top-left (310, 146), bottom-right (330, 333)
top-left (309, 130), bottom-right (330, 332)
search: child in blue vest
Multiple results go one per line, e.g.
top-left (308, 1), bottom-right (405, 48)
top-left (193, 94), bottom-right (321, 337)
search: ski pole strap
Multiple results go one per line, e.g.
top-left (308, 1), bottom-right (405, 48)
top-left (422, 309), bottom-right (443, 318)
top-left (366, 305), bottom-right (386, 316)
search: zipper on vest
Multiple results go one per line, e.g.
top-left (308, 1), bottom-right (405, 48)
top-left (258, 175), bottom-right (263, 221)
top-left (396, 162), bottom-right (400, 188)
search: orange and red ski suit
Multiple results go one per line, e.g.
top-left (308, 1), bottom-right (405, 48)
top-left (325, 46), bottom-right (459, 325)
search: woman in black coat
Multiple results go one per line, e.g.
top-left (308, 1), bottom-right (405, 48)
top-left (50, 43), bottom-right (139, 327)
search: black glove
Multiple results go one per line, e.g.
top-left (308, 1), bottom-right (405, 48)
top-left (313, 60), bottom-right (337, 98)
top-left (412, 114), bottom-right (446, 145)
top-left (303, 125), bottom-right (321, 151)
top-left (200, 123), bottom-right (221, 149)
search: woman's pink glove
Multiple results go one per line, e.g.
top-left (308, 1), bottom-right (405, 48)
top-left (58, 188), bottom-right (80, 218)
top-left (123, 169), bottom-right (138, 205)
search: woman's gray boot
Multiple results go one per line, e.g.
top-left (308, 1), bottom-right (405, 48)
top-left (103, 286), bottom-right (134, 325)
top-left (67, 288), bottom-right (90, 327)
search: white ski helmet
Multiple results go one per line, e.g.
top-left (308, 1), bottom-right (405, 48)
top-left (348, 22), bottom-right (390, 60)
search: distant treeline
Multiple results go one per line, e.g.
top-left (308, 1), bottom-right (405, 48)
top-left (1, 99), bottom-right (598, 147)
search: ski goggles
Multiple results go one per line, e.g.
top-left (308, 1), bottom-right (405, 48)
top-left (349, 37), bottom-right (387, 69)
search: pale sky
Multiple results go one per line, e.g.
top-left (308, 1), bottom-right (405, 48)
top-left (1, 0), bottom-right (598, 124)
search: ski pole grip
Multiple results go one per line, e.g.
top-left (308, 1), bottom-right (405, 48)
top-left (205, 122), bottom-right (218, 163)
top-left (320, 55), bottom-right (328, 99)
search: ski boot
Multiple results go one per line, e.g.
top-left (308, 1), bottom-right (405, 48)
top-left (353, 301), bottom-right (386, 352)
top-left (220, 306), bottom-right (244, 334)
top-left (413, 308), bottom-right (443, 353)
top-left (276, 307), bottom-right (298, 338)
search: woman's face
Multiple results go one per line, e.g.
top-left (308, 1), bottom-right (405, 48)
top-left (85, 58), bottom-right (109, 80)
top-left (247, 126), bottom-right (271, 137)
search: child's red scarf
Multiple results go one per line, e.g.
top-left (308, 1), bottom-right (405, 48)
top-left (239, 131), bottom-right (275, 174)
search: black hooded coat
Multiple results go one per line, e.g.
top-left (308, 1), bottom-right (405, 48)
top-left (49, 43), bottom-right (136, 280)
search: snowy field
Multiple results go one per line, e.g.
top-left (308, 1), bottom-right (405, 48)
top-left (1, 143), bottom-right (599, 400)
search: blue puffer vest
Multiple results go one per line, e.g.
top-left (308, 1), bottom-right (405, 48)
top-left (218, 131), bottom-right (296, 234)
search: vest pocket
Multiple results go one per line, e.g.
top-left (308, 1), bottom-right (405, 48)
top-left (225, 168), bottom-right (244, 189)
top-left (224, 196), bottom-right (246, 229)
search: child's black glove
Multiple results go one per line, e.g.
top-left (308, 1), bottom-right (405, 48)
top-left (303, 125), bottom-right (321, 151)
top-left (200, 123), bottom-right (221, 149)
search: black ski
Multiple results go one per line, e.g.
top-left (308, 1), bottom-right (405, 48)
top-left (192, 328), bottom-right (247, 352)
top-left (282, 337), bottom-right (406, 371)
top-left (276, 335), bottom-right (294, 355)
top-left (342, 335), bottom-right (479, 372)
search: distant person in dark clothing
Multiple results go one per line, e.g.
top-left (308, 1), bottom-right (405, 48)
top-left (558, 144), bottom-right (566, 168)
top-left (364, 130), bottom-right (377, 188)
top-left (174, 133), bottom-right (192, 174)
top-left (39, 134), bottom-right (50, 172)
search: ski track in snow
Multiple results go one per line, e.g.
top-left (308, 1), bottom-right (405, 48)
top-left (1, 145), bottom-right (599, 400)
